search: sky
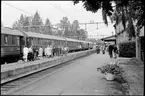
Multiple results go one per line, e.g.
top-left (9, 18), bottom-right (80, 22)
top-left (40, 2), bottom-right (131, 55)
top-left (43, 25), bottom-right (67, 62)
top-left (1, 1), bottom-right (115, 39)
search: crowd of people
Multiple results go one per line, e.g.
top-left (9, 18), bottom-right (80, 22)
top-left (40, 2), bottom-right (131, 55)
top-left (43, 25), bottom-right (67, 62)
top-left (22, 44), bottom-right (69, 62)
top-left (107, 44), bottom-right (118, 58)
top-left (95, 43), bottom-right (118, 59)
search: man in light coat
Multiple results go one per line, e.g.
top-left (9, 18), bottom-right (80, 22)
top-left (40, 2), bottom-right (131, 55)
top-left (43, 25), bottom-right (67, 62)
top-left (46, 45), bottom-right (52, 58)
top-left (23, 45), bottom-right (29, 62)
top-left (38, 46), bottom-right (43, 57)
top-left (44, 46), bottom-right (48, 57)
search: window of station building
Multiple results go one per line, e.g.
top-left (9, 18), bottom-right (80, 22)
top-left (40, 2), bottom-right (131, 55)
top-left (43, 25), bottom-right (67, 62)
top-left (4, 35), bottom-right (8, 44)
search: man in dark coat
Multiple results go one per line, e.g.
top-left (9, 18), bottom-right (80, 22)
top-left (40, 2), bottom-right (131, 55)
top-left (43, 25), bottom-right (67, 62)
top-left (108, 44), bottom-right (114, 58)
top-left (113, 44), bottom-right (118, 58)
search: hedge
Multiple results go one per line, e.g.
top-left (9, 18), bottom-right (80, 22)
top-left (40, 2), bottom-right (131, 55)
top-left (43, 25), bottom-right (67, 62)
top-left (118, 41), bottom-right (136, 57)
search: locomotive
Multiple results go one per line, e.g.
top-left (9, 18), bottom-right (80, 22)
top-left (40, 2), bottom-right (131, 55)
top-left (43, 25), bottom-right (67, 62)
top-left (1, 27), bottom-right (94, 64)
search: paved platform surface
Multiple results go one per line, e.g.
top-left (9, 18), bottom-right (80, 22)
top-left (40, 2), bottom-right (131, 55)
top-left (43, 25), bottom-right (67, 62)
top-left (10, 53), bottom-right (126, 95)
top-left (1, 51), bottom-right (80, 72)
top-left (118, 58), bottom-right (144, 95)
top-left (1, 50), bottom-right (94, 84)
top-left (1, 56), bottom-right (60, 72)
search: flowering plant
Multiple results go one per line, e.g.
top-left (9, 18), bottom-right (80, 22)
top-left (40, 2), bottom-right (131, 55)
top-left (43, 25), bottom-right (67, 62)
top-left (97, 64), bottom-right (124, 75)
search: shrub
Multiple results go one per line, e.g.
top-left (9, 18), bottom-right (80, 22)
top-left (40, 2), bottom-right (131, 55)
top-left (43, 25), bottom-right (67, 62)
top-left (118, 41), bottom-right (136, 57)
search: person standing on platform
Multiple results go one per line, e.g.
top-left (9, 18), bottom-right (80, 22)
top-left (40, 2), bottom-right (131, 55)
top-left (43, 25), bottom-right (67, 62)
top-left (108, 44), bottom-right (114, 58)
top-left (64, 46), bottom-right (69, 56)
top-left (102, 46), bottom-right (105, 54)
top-left (44, 46), bottom-right (48, 57)
top-left (46, 45), bottom-right (52, 58)
top-left (38, 46), bottom-right (43, 58)
top-left (33, 46), bottom-right (38, 61)
top-left (23, 45), bottom-right (29, 62)
top-left (28, 46), bottom-right (33, 61)
top-left (96, 45), bottom-right (100, 54)
top-left (113, 44), bottom-right (118, 58)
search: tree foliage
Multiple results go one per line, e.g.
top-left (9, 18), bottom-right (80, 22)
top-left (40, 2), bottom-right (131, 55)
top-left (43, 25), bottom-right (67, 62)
top-left (31, 11), bottom-right (43, 33)
top-left (77, 29), bottom-right (88, 40)
top-left (73, 0), bottom-right (113, 25)
top-left (71, 20), bottom-right (80, 39)
top-left (57, 17), bottom-right (87, 40)
top-left (44, 18), bottom-right (52, 35)
top-left (73, 0), bottom-right (144, 37)
top-left (12, 12), bottom-right (88, 40)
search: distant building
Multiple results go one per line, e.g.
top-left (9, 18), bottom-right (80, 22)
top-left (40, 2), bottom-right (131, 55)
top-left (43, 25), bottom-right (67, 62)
top-left (101, 35), bottom-right (116, 44)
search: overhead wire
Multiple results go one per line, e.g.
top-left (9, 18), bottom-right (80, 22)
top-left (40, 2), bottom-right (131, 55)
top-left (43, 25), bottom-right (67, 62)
top-left (3, 2), bottom-right (33, 16)
top-left (48, 2), bottom-right (75, 20)
top-left (53, 2), bottom-right (78, 20)
top-left (3, 2), bottom-right (115, 38)
top-left (3, 2), bottom-right (59, 28)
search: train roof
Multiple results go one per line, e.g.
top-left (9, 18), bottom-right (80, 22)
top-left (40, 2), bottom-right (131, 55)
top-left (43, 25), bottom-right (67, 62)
top-left (25, 31), bottom-right (65, 41)
top-left (1, 27), bottom-right (94, 44)
top-left (1, 27), bottom-right (24, 36)
top-left (65, 38), bottom-right (93, 44)
top-left (65, 38), bottom-right (81, 42)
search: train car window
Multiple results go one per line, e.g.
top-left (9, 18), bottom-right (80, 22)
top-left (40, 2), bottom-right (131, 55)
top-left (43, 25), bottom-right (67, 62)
top-left (44, 39), bottom-right (46, 45)
top-left (41, 39), bottom-right (42, 44)
top-left (4, 35), bottom-right (8, 44)
top-left (33, 38), bottom-right (35, 45)
top-left (17, 36), bottom-right (20, 45)
top-left (12, 35), bottom-right (16, 45)
top-left (36, 38), bottom-right (38, 45)
top-left (41, 39), bottom-right (43, 45)
top-left (38, 38), bottom-right (40, 44)
top-left (31, 38), bottom-right (33, 46)
top-left (1, 34), bottom-right (4, 45)
top-left (41, 38), bottom-right (42, 44)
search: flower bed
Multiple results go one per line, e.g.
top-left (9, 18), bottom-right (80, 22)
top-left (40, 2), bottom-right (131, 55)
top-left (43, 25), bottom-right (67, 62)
top-left (97, 64), bottom-right (124, 81)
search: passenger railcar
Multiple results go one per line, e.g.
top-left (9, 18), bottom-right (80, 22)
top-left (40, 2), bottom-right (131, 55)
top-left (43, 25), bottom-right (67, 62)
top-left (1, 27), bottom-right (93, 64)
top-left (1, 27), bottom-right (26, 64)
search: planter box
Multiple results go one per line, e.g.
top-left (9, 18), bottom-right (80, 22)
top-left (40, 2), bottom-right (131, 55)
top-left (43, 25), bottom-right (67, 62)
top-left (104, 73), bottom-right (115, 81)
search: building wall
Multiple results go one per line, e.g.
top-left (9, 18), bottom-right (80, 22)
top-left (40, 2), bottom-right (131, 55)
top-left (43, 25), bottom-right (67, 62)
top-left (115, 19), bottom-right (144, 61)
top-left (115, 21), bottom-right (135, 44)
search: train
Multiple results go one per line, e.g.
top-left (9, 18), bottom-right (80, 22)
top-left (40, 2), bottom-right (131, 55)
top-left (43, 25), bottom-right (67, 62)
top-left (1, 27), bottom-right (94, 64)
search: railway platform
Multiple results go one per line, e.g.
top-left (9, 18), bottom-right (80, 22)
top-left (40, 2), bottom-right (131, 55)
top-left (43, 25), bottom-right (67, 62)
top-left (1, 49), bottom-right (95, 84)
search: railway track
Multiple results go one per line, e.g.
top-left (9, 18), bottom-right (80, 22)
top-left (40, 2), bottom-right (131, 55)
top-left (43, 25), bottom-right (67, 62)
top-left (1, 58), bottom-right (76, 95)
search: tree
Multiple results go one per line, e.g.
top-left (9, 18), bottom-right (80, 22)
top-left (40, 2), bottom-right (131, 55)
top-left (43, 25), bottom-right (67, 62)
top-left (23, 16), bottom-right (30, 32)
top-left (31, 11), bottom-right (43, 33)
top-left (73, 0), bottom-right (144, 59)
top-left (73, 0), bottom-right (144, 31)
top-left (71, 20), bottom-right (80, 39)
top-left (12, 21), bottom-right (18, 29)
top-left (73, 0), bottom-right (114, 26)
top-left (77, 29), bottom-right (88, 40)
top-left (18, 14), bottom-right (25, 31)
top-left (19, 14), bottom-right (25, 25)
top-left (12, 14), bottom-right (24, 30)
top-left (44, 18), bottom-right (52, 35)
top-left (59, 17), bottom-right (72, 37)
